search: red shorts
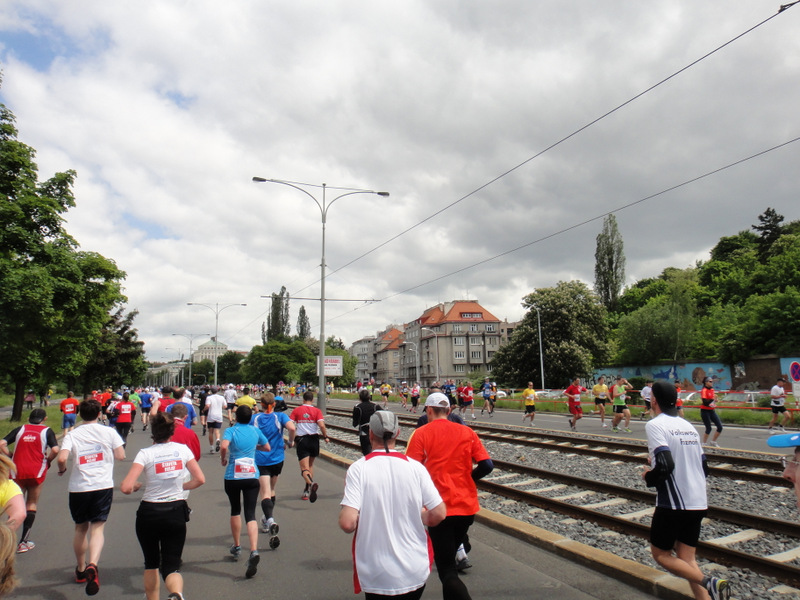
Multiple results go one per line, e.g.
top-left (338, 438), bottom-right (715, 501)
top-left (15, 476), bottom-right (45, 488)
top-left (569, 404), bottom-right (583, 417)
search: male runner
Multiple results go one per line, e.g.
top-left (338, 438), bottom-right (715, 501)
top-left (0, 409), bottom-right (59, 553)
top-left (205, 386), bottom-right (227, 453)
top-left (564, 377), bottom-right (586, 431)
top-left (611, 376), bottom-right (633, 433)
top-left (768, 377), bottom-right (790, 433)
top-left (644, 381), bottom-right (730, 600)
top-left (60, 392), bottom-right (80, 434)
top-left (57, 400), bottom-right (125, 595)
top-left (289, 391), bottom-right (329, 502)
top-left (480, 377), bottom-right (497, 417)
top-left (522, 382), bottom-right (537, 426)
top-left (592, 376), bottom-right (610, 428)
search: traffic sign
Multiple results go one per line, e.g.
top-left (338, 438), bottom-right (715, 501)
top-left (790, 361), bottom-right (800, 382)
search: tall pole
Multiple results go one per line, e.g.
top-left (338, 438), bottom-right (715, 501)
top-left (422, 327), bottom-right (440, 385)
top-left (187, 302), bottom-right (246, 386)
top-left (252, 177), bottom-right (389, 414)
top-left (172, 332), bottom-right (210, 388)
top-left (534, 306), bottom-right (545, 389)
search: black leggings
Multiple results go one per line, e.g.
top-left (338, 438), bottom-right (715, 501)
top-left (701, 409), bottom-right (723, 434)
top-left (135, 501), bottom-right (187, 580)
top-left (428, 515), bottom-right (474, 600)
top-left (224, 478), bottom-right (260, 522)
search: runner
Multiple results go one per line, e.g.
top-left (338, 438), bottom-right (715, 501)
top-left (251, 393), bottom-right (296, 549)
top-left (700, 377), bottom-right (723, 448)
top-left (480, 377), bottom-right (497, 417)
top-left (768, 377), bottom-right (790, 433)
top-left (379, 382), bottom-right (392, 409)
top-left (410, 381), bottom-right (421, 414)
top-left (564, 377), bottom-right (586, 431)
top-left (640, 379), bottom-right (654, 421)
top-left (352, 389), bottom-right (380, 456)
top-left (592, 376), bottom-right (610, 428)
top-left (57, 399), bottom-right (125, 596)
top-left (0, 409), bottom-right (59, 554)
top-left (460, 381), bottom-right (476, 420)
top-left (139, 388), bottom-right (153, 431)
top-left (113, 391), bottom-right (137, 447)
top-left (60, 392), bottom-right (81, 434)
top-left (289, 391), bottom-right (329, 502)
top-left (224, 385), bottom-right (238, 423)
top-left (399, 381), bottom-right (409, 410)
top-left (611, 376), bottom-right (633, 433)
top-left (522, 382), bottom-right (537, 426)
top-left (220, 406), bottom-right (269, 578)
top-left (120, 412), bottom-right (205, 600)
top-left (205, 386), bottom-right (226, 454)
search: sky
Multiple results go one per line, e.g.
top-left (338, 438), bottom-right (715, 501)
top-left (1, 1), bottom-right (799, 363)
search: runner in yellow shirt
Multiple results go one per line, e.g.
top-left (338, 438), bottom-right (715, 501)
top-left (522, 382), bottom-right (537, 426)
top-left (592, 376), bottom-right (610, 429)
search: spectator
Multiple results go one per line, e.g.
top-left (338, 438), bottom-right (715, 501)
top-left (352, 389), bottom-right (381, 456)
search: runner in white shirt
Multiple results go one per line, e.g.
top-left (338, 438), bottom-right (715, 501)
top-left (121, 412), bottom-right (205, 600)
top-left (643, 381), bottom-right (730, 600)
top-left (768, 377), bottom-right (790, 433)
top-left (57, 399), bottom-right (125, 595)
top-left (340, 411), bottom-right (445, 598)
top-left (205, 387), bottom-right (227, 454)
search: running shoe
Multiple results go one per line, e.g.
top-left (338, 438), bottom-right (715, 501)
top-left (260, 516), bottom-right (269, 533)
top-left (269, 533), bottom-right (281, 550)
top-left (268, 520), bottom-right (279, 536)
top-left (16, 540), bottom-right (34, 553)
top-left (780, 426), bottom-right (786, 432)
top-left (309, 482), bottom-right (319, 503)
top-left (624, 428), bottom-right (632, 433)
top-left (456, 557), bottom-right (473, 572)
top-left (707, 441), bottom-right (719, 447)
top-left (301, 489), bottom-right (309, 501)
top-left (489, 412), bottom-right (494, 418)
top-left (570, 424), bottom-right (577, 432)
top-left (245, 550), bottom-right (260, 579)
top-left (84, 563), bottom-right (100, 596)
top-left (471, 414), bottom-right (476, 420)
top-left (705, 576), bottom-right (730, 600)
top-left (214, 439), bottom-right (221, 453)
top-left (229, 544), bottom-right (241, 561)
top-left (167, 593), bottom-right (185, 600)
top-left (611, 427), bottom-right (619, 433)
top-left (75, 567), bottom-right (87, 583)
top-left (602, 423), bottom-right (609, 428)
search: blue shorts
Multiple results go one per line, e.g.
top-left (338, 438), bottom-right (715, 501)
top-left (62, 414), bottom-right (77, 428)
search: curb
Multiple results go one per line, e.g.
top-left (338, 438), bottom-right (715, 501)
top-left (320, 448), bottom-right (694, 600)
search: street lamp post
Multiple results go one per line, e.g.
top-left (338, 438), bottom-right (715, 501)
top-left (533, 306), bottom-right (545, 390)
top-left (421, 327), bottom-right (440, 386)
top-left (172, 332), bottom-right (210, 388)
top-left (252, 177), bottom-right (389, 414)
top-left (402, 341), bottom-right (420, 385)
top-left (187, 302), bottom-right (247, 386)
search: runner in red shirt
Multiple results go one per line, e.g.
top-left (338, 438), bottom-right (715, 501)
top-left (0, 409), bottom-right (59, 553)
top-left (60, 392), bottom-right (80, 434)
top-left (564, 377), bottom-right (587, 431)
top-left (113, 392), bottom-right (137, 447)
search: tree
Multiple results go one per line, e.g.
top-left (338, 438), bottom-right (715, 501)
top-left (265, 286), bottom-right (291, 342)
top-left (241, 339), bottom-right (315, 384)
top-left (493, 281), bottom-right (610, 387)
top-left (216, 351), bottom-right (244, 383)
top-left (594, 213), bottom-right (626, 311)
top-left (753, 207), bottom-right (784, 262)
top-left (78, 307), bottom-right (147, 392)
top-left (0, 97), bottom-right (127, 420)
top-left (296, 305), bottom-right (312, 339)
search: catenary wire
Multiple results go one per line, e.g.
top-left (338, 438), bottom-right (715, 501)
top-left (286, 5), bottom-right (792, 301)
top-left (324, 135), bottom-right (800, 324)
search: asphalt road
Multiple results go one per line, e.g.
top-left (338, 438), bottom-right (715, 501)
top-left (7, 416), bottom-right (661, 600)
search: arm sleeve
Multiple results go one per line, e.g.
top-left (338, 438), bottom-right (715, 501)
top-left (46, 428), bottom-right (58, 448)
top-left (644, 449), bottom-right (674, 487)
top-left (2, 428), bottom-right (21, 446)
top-left (472, 458), bottom-right (494, 482)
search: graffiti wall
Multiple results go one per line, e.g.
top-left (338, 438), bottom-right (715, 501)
top-left (593, 362), bottom-right (731, 391)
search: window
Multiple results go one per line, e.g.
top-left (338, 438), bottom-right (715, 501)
top-left (454, 351), bottom-right (465, 359)
top-left (487, 365), bottom-right (493, 373)
top-left (486, 324), bottom-right (496, 332)
top-left (461, 312), bottom-right (483, 319)
top-left (487, 351), bottom-right (495, 359)
top-left (469, 324), bottom-right (478, 332)
top-left (487, 337), bottom-right (497, 346)
top-left (453, 337), bottom-right (465, 346)
top-left (470, 351), bottom-right (482, 359)
top-left (452, 324), bottom-right (462, 333)
top-left (454, 364), bottom-right (465, 373)
top-left (470, 338), bottom-right (482, 346)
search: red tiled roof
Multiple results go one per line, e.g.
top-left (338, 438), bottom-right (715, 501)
top-left (443, 301), bottom-right (499, 322)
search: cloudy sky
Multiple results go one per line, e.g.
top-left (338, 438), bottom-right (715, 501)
top-left (1, 1), bottom-right (798, 362)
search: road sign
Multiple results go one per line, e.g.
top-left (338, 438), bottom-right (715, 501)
top-left (790, 361), bottom-right (800, 382)
top-left (318, 355), bottom-right (343, 376)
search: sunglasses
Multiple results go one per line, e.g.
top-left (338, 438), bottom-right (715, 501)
top-left (781, 455), bottom-right (800, 469)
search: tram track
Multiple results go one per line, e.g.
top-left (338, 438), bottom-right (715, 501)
top-left (324, 419), bottom-right (800, 588)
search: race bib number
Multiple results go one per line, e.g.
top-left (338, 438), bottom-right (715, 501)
top-left (155, 459), bottom-right (184, 475)
top-left (78, 450), bottom-right (104, 467)
top-left (233, 457), bottom-right (256, 479)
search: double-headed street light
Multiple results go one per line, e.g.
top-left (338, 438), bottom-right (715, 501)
top-left (172, 332), bottom-right (210, 388)
top-left (252, 177), bottom-right (389, 414)
top-left (187, 302), bottom-right (247, 386)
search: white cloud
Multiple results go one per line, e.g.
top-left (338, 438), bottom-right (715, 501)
top-left (1, 1), bottom-right (798, 362)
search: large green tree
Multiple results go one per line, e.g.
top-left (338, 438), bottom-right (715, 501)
top-left (493, 281), bottom-right (610, 387)
top-left (265, 286), bottom-right (291, 342)
top-left (241, 339), bottom-right (315, 384)
top-left (0, 98), bottom-right (128, 419)
top-left (594, 213), bottom-right (626, 311)
top-left (296, 305), bottom-right (312, 339)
